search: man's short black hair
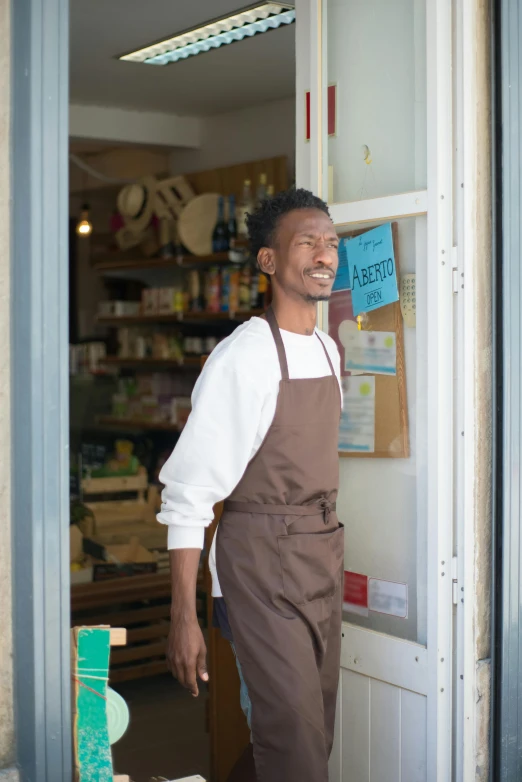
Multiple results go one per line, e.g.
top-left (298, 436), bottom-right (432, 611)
top-left (246, 187), bottom-right (330, 259)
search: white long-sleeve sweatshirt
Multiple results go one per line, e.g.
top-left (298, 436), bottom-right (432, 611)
top-left (157, 315), bottom-right (341, 596)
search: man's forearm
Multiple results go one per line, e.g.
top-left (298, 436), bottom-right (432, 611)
top-left (169, 548), bottom-right (201, 620)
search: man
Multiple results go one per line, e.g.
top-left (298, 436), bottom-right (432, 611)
top-left (158, 188), bottom-right (344, 782)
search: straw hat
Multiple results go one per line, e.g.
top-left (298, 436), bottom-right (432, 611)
top-left (117, 176), bottom-right (157, 235)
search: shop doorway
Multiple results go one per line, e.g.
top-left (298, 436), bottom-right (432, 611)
top-left (12, 1), bottom-right (466, 780)
top-left (68, 2), bottom-right (295, 780)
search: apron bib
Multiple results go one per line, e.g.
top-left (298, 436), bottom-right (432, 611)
top-left (216, 307), bottom-right (344, 782)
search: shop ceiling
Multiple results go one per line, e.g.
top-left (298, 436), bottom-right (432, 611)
top-left (70, 0), bottom-right (296, 118)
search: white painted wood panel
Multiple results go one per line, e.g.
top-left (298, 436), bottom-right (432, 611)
top-left (401, 689), bottom-right (427, 781)
top-left (330, 665), bottom-right (428, 782)
top-left (341, 623), bottom-right (428, 695)
top-left (370, 680), bottom-right (401, 782)
top-left (329, 190), bottom-right (428, 227)
top-left (342, 670), bottom-right (370, 782)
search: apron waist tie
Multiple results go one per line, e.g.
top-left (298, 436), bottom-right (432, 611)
top-left (224, 498), bottom-right (336, 525)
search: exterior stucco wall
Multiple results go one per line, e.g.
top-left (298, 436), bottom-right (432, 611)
top-left (0, 0), bottom-right (15, 772)
top-left (473, 0), bottom-right (493, 778)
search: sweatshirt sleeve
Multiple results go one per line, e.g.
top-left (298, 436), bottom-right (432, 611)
top-left (157, 346), bottom-right (265, 550)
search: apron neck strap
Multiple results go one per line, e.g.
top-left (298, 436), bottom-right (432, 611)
top-left (315, 332), bottom-right (336, 377)
top-left (265, 307), bottom-right (336, 379)
top-left (265, 307), bottom-right (290, 380)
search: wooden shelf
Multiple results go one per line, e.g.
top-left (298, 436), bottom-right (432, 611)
top-left (97, 416), bottom-right (180, 432)
top-left (71, 572), bottom-right (207, 683)
top-left (97, 310), bottom-right (263, 326)
top-left (93, 250), bottom-right (242, 273)
top-left (102, 356), bottom-right (202, 370)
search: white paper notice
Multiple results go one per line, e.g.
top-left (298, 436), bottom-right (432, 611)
top-left (368, 578), bottom-right (408, 618)
top-left (344, 330), bottom-right (397, 375)
top-left (338, 376), bottom-right (375, 453)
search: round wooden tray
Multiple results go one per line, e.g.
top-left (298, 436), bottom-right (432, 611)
top-left (178, 192), bottom-right (220, 256)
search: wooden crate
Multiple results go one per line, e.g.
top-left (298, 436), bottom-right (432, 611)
top-left (71, 571), bottom-right (206, 683)
top-left (82, 470), bottom-right (166, 548)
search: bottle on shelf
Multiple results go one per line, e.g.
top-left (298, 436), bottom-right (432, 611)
top-left (239, 264), bottom-right (252, 310)
top-left (267, 184), bottom-right (275, 198)
top-left (257, 271), bottom-right (269, 309)
top-left (212, 196), bottom-right (229, 253)
top-left (205, 267), bottom-right (221, 314)
top-left (250, 266), bottom-right (259, 310)
top-left (229, 269), bottom-right (240, 313)
top-left (227, 194), bottom-right (238, 249)
top-left (221, 268), bottom-right (239, 313)
top-left (256, 173), bottom-right (268, 207)
top-left (188, 270), bottom-right (203, 312)
top-left (238, 179), bottom-right (254, 240)
top-left (221, 268), bottom-right (231, 313)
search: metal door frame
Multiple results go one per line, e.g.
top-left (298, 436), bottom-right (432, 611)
top-left (495, 0), bottom-right (522, 778)
top-left (11, 0), bottom-right (71, 779)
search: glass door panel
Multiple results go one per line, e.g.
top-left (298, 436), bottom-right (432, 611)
top-left (323, 215), bottom-right (427, 644)
top-left (323, 0), bottom-right (427, 204)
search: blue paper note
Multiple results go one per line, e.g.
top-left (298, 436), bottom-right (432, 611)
top-left (346, 224), bottom-right (399, 316)
top-left (332, 238), bottom-right (351, 292)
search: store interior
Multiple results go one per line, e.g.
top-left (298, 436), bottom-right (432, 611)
top-left (68, 2), bottom-right (296, 780)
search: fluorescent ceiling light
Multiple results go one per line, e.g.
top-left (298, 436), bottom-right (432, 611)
top-left (119, 3), bottom-right (295, 66)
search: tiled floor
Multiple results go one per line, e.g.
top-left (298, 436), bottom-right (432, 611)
top-left (111, 674), bottom-right (210, 782)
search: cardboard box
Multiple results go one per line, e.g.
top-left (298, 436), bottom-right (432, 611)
top-left (70, 565), bottom-right (94, 585)
top-left (170, 397), bottom-right (192, 428)
top-left (98, 300), bottom-right (140, 317)
top-left (158, 287), bottom-right (175, 314)
top-left (142, 288), bottom-right (159, 315)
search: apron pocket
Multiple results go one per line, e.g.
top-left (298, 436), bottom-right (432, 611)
top-left (277, 523), bottom-right (344, 605)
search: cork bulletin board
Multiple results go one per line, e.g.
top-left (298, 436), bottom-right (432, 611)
top-left (328, 222), bottom-right (409, 459)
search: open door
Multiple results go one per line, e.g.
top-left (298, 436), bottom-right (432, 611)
top-left (296, 0), bottom-right (454, 780)
top-left (207, 0), bottom-right (455, 777)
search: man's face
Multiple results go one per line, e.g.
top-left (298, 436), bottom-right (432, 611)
top-left (260, 208), bottom-right (339, 302)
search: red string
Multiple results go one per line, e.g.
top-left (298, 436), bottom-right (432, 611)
top-left (72, 676), bottom-right (107, 700)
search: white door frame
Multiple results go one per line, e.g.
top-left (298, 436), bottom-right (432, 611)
top-left (295, 0), bottom-right (455, 777)
top-left (454, 0), bottom-right (485, 780)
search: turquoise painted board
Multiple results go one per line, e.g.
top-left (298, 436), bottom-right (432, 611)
top-left (73, 627), bottom-right (113, 782)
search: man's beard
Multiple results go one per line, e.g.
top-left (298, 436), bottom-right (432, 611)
top-left (304, 293), bottom-right (331, 302)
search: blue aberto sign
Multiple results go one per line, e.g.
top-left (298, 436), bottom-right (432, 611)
top-left (346, 223), bottom-right (399, 316)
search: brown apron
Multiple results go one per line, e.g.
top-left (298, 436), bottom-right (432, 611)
top-left (216, 307), bottom-right (344, 782)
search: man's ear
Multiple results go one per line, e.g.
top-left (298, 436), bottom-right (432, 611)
top-left (258, 247), bottom-right (275, 276)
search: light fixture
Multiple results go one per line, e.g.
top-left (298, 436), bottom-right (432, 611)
top-left (76, 204), bottom-right (93, 237)
top-left (119, 3), bottom-right (295, 66)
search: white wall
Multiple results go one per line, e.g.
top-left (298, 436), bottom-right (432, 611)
top-left (169, 97), bottom-right (296, 181)
top-left (70, 104), bottom-right (201, 149)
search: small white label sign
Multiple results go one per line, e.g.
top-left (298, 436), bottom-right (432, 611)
top-left (368, 578), bottom-right (408, 619)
